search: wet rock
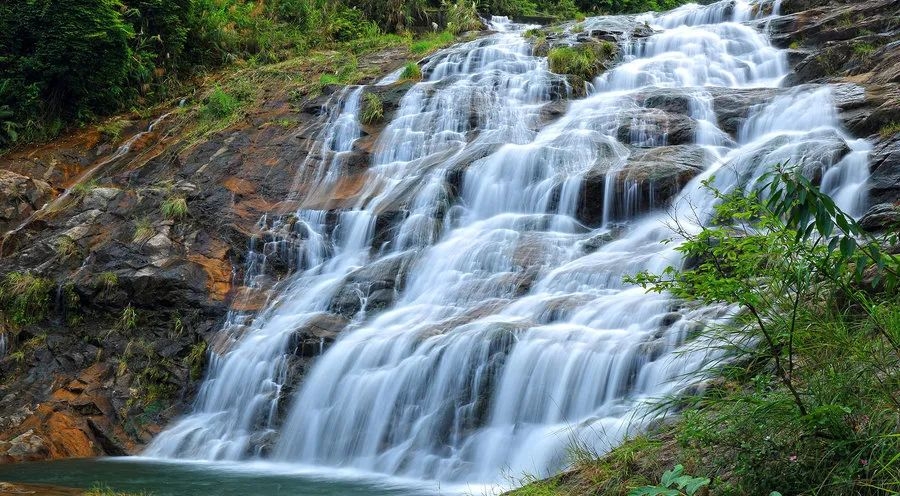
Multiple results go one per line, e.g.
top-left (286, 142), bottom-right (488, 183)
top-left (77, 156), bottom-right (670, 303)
top-left (709, 87), bottom-right (777, 137)
top-left (578, 145), bottom-right (711, 226)
top-left (859, 203), bottom-right (900, 232)
top-left (616, 110), bottom-right (698, 147)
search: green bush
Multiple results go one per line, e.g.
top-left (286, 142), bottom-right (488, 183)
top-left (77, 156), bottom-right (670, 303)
top-left (0, 272), bottom-right (54, 328)
top-left (628, 165), bottom-right (900, 495)
top-left (202, 87), bottom-right (239, 120)
top-left (444, 0), bottom-right (482, 35)
top-left (400, 62), bottom-right (423, 80)
top-left (548, 42), bottom-right (616, 81)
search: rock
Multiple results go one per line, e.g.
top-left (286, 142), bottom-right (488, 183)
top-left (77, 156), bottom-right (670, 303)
top-left (0, 169), bottom-right (53, 233)
top-left (0, 430), bottom-right (47, 462)
top-left (579, 145), bottom-right (711, 225)
top-left (328, 252), bottom-right (416, 318)
top-left (859, 203), bottom-right (900, 232)
top-left (867, 135), bottom-right (900, 205)
top-left (615, 110), bottom-right (698, 147)
top-left (710, 87), bottom-right (777, 137)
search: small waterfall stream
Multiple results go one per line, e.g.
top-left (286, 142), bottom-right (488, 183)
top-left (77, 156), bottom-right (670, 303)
top-left (147, 0), bottom-right (871, 485)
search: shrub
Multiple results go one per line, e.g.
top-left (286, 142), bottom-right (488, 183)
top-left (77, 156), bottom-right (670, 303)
top-left (360, 92), bottom-right (384, 125)
top-left (548, 42), bottom-right (616, 81)
top-left (201, 87), bottom-right (239, 120)
top-left (55, 236), bottom-right (80, 260)
top-left (400, 62), bottom-right (423, 81)
top-left (0, 272), bottom-right (53, 328)
top-left (627, 165), bottom-right (900, 495)
top-left (444, 0), bottom-right (482, 35)
top-left (161, 197), bottom-right (188, 220)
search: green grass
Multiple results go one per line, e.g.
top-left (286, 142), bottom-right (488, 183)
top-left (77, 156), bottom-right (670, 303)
top-left (96, 271), bottom-right (118, 291)
top-left (878, 122), bottom-right (900, 140)
top-left (55, 235), bottom-right (80, 260)
top-left (0, 272), bottom-right (53, 328)
top-left (184, 341), bottom-right (208, 380)
top-left (547, 42), bottom-right (616, 81)
top-left (119, 305), bottom-right (138, 332)
top-left (400, 62), bottom-right (422, 81)
top-left (98, 119), bottom-right (129, 141)
top-left (853, 42), bottom-right (876, 57)
top-left (410, 31), bottom-right (454, 55)
top-left (201, 86), bottom-right (240, 120)
top-left (133, 217), bottom-right (154, 243)
top-left (161, 197), bottom-right (188, 220)
top-left (70, 179), bottom-right (99, 198)
top-left (360, 92), bottom-right (384, 125)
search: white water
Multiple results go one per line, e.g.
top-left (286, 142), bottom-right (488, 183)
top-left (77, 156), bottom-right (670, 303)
top-left (147, 0), bottom-right (871, 485)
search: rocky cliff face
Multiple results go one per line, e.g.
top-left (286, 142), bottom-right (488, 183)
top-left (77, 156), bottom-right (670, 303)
top-left (0, 0), bottom-right (898, 463)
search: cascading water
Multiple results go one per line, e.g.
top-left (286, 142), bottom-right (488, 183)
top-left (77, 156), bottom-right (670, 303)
top-left (148, 0), bottom-right (872, 485)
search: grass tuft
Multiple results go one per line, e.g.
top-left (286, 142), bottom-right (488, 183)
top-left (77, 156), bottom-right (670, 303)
top-left (360, 92), bottom-right (384, 125)
top-left (161, 197), bottom-right (188, 220)
top-left (400, 62), bottom-right (422, 81)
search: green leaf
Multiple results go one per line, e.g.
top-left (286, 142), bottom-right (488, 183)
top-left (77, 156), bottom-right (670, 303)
top-left (840, 236), bottom-right (856, 259)
top-left (683, 477), bottom-right (711, 496)
top-left (661, 465), bottom-right (684, 487)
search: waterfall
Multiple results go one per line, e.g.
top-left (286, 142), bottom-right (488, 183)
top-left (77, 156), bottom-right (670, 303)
top-left (147, 0), bottom-right (871, 484)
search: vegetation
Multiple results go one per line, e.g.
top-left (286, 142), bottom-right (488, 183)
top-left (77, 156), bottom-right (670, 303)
top-left (71, 180), bottom-right (100, 199)
top-left (879, 122), bottom-right (900, 140)
top-left (85, 483), bottom-right (151, 496)
top-left (629, 465), bottom-right (710, 496)
top-left (548, 42), bottom-right (616, 81)
top-left (400, 62), bottom-right (424, 81)
top-left (184, 341), bottom-right (208, 380)
top-left (361, 92), bottom-right (385, 125)
top-left (96, 271), bottom-right (119, 292)
top-left (120, 304), bottom-right (139, 332)
top-left (55, 236), bottom-right (81, 261)
top-left (133, 217), bottom-right (155, 243)
top-left (0, 272), bottom-right (54, 329)
top-left (0, 0), bottom-right (694, 151)
top-left (161, 197), bottom-right (189, 220)
top-left (510, 166), bottom-right (900, 496)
